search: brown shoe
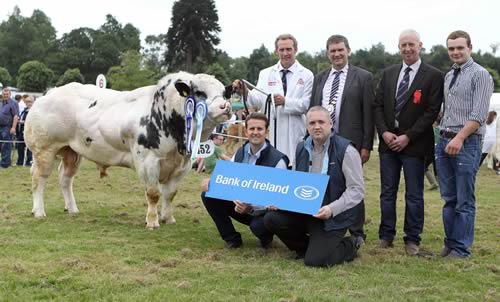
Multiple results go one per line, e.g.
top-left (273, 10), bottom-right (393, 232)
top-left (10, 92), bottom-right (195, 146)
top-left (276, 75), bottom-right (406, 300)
top-left (405, 242), bottom-right (419, 256)
top-left (379, 239), bottom-right (394, 248)
top-left (440, 246), bottom-right (451, 257)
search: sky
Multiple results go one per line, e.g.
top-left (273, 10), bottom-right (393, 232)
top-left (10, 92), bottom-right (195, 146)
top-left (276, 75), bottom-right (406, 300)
top-left (2, 0), bottom-right (499, 58)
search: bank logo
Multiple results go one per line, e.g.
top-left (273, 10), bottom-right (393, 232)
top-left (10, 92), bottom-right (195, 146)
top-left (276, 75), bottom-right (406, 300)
top-left (293, 185), bottom-right (320, 201)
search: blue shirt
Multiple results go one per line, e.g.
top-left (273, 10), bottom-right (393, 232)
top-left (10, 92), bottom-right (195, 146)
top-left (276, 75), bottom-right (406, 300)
top-left (0, 98), bottom-right (19, 127)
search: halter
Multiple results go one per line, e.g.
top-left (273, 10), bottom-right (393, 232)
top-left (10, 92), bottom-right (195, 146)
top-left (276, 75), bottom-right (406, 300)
top-left (184, 95), bottom-right (208, 160)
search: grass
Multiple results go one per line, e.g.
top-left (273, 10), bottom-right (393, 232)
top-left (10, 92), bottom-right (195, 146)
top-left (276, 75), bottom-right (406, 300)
top-left (0, 153), bottom-right (499, 301)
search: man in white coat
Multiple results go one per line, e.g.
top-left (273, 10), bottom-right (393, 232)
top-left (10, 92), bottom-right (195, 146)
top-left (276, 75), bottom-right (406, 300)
top-left (234, 34), bottom-right (314, 166)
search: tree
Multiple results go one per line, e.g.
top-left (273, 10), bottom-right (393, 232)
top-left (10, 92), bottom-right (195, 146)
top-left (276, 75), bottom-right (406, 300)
top-left (0, 6), bottom-right (57, 81)
top-left (106, 50), bottom-right (156, 91)
top-left (227, 57), bottom-right (249, 82)
top-left (56, 68), bottom-right (84, 86)
top-left (246, 45), bottom-right (275, 84)
top-left (0, 67), bottom-right (12, 87)
top-left (165, 0), bottom-right (221, 72)
top-left (17, 60), bottom-right (54, 92)
top-left (205, 63), bottom-right (229, 85)
top-left (143, 34), bottom-right (167, 77)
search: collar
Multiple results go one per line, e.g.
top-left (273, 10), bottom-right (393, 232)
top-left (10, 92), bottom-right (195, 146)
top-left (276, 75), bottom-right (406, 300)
top-left (330, 64), bottom-right (349, 76)
top-left (304, 135), bottom-right (331, 174)
top-left (452, 57), bottom-right (474, 70)
top-left (402, 58), bottom-right (421, 73)
top-left (276, 61), bottom-right (299, 73)
top-left (245, 141), bottom-right (268, 158)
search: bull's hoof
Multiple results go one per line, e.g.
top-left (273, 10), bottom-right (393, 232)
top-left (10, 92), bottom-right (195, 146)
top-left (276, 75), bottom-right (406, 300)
top-left (160, 216), bottom-right (176, 224)
top-left (33, 210), bottom-right (47, 218)
top-left (145, 221), bottom-right (160, 230)
top-left (67, 208), bottom-right (80, 215)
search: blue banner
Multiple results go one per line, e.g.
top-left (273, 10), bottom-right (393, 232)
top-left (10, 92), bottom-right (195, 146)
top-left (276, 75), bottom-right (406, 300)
top-left (205, 161), bottom-right (329, 215)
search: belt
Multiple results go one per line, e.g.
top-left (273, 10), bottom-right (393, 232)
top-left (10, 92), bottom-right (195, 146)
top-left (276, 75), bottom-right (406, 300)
top-left (440, 131), bottom-right (481, 139)
top-left (440, 130), bottom-right (457, 139)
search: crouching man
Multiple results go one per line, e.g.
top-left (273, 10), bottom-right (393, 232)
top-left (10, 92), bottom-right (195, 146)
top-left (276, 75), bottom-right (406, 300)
top-left (264, 106), bottom-right (364, 266)
top-left (201, 113), bottom-right (289, 248)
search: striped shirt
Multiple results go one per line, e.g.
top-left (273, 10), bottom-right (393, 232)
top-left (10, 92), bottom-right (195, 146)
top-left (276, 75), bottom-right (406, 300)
top-left (439, 58), bottom-right (494, 135)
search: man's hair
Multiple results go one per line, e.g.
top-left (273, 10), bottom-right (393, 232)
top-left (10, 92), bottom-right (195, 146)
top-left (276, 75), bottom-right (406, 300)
top-left (447, 30), bottom-right (472, 47)
top-left (275, 33), bottom-right (298, 50)
top-left (399, 29), bottom-right (421, 43)
top-left (326, 35), bottom-right (350, 51)
top-left (307, 105), bottom-right (330, 115)
top-left (210, 133), bottom-right (224, 140)
top-left (245, 112), bottom-right (269, 129)
top-left (15, 94), bottom-right (22, 101)
top-left (24, 95), bottom-right (34, 103)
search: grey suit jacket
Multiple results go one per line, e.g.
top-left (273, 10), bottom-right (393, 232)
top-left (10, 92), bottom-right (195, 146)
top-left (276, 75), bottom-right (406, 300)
top-left (310, 64), bottom-right (375, 151)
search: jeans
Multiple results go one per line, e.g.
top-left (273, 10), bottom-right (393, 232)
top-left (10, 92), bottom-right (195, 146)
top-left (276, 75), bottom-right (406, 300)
top-left (16, 133), bottom-right (32, 166)
top-left (0, 126), bottom-right (13, 168)
top-left (435, 135), bottom-right (481, 257)
top-left (379, 152), bottom-right (425, 244)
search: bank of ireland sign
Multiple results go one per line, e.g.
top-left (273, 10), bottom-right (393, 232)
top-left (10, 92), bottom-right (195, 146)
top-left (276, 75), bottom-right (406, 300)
top-left (205, 161), bottom-right (329, 215)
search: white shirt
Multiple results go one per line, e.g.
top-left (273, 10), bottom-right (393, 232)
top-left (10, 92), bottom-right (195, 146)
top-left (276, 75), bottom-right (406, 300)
top-left (395, 59), bottom-right (421, 98)
top-left (321, 64), bottom-right (349, 133)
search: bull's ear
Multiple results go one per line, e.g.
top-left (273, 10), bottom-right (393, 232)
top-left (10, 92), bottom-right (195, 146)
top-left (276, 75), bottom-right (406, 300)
top-left (174, 80), bottom-right (191, 97)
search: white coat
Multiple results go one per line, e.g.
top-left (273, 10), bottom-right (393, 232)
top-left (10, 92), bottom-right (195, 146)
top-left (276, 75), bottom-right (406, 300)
top-left (247, 61), bottom-right (313, 165)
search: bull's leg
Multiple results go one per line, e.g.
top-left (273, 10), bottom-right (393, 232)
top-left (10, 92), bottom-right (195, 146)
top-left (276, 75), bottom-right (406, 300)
top-left (145, 186), bottom-right (161, 229)
top-left (159, 182), bottom-right (177, 224)
top-left (31, 150), bottom-right (57, 218)
top-left (58, 147), bottom-right (81, 214)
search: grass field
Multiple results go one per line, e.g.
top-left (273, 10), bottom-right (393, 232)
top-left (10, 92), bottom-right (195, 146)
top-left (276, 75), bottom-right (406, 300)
top-left (0, 154), bottom-right (499, 301)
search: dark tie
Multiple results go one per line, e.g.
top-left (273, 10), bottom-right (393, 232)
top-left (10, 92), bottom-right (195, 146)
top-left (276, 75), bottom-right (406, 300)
top-left (394, 67), bottom-right (412, 119)
top-left (329, 71), bottom-right (342, 127)
top-left (281, 69), bottom-right (290, 96)
top-left (448, 67), bottom-right (461, 90)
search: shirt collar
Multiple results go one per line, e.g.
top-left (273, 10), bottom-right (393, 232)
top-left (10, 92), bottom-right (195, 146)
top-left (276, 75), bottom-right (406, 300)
top-left (330, 64), bottom-right (349, 76)
top-left (278, 61), bottom-right (298, 73)
top-left (403, 58), bottom-right (421, 73)
top-left (245, 142), bottom-right (268, 158)
top-left (452, 57), bottom-right (474, 70)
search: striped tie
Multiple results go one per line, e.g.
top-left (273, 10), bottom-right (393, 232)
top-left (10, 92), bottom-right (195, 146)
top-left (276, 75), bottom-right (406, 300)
top-left (329, 71), bottom-right (342, 127)
top-left (281, 69), bottom-right (290, 96)
top-left (394, 67), bottom-right (412, 119)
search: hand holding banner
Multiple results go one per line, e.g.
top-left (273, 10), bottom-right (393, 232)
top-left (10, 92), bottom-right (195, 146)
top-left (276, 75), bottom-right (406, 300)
top-left (205, 161), bottom-right (329, 215)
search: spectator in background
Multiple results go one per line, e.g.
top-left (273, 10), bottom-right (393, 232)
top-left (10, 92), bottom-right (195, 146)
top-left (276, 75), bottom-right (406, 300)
top-left (0, 88), bottom-right (19, 168)
top-left (479, 111), bottom-right (497, 166)
top-left (16, 95), bottom-right (34, 166)
top-left (197, 134), bottom-right (231, 173)
top-left (15, 94), bottom-right (26, 113)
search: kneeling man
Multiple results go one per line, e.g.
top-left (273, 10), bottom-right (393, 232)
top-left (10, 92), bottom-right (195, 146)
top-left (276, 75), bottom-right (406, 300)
top-left (201, 113), bottom-right (289, 248)
top-left (264, 106), bottom-right (364, 266)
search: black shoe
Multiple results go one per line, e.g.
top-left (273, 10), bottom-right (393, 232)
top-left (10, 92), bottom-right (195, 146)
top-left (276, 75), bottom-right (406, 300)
top-left (259, 237), bottom-right (273, 249)
top-left (224, 241), bottom-right (242, 249)
top-left (294, 250), bottom-right (305, 260)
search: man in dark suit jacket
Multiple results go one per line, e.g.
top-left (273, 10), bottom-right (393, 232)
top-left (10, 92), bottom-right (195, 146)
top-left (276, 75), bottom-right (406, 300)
top-left (373, 29), bottom-right (444, 255)
top-left (310, 35), bottom-right (375, 244)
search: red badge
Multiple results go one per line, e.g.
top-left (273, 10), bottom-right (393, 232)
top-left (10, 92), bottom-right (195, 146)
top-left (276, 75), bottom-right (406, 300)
top-left (413, 90), bottom-right (422, 104)
top-left (268, 81), bottom-right (276, 86)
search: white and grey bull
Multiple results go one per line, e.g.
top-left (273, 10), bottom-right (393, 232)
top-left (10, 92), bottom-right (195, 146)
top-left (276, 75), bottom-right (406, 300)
top-left (24, 72), bottom-right (231, 229)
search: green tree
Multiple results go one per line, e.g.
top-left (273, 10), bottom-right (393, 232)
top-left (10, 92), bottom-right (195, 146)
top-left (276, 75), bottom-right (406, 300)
top-left (0, 67), bottom-right (13, 87)
top-left (165, 0), bottom-right (221, 72)
top-left (227, 57), bottom-right (249, 82)
top-left (17, 60), bottom-right (54, 92)
top-left (246, 45), bottom-right (275, 84)
top-left (205, 63), bottom-right (229, 85)
top-left (56, 68), bottom-right (84, 86)
top-left (143, 34), bottom-right (167, 78)
top-left (0, 6), bottom-right (57, 81)
top-left (106, 50), bottom-right (156, 91)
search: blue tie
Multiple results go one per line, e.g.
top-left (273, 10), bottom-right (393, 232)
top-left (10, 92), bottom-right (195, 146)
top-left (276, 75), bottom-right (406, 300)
top-left (329, 71), bottom-right (342, 127)
top-left (281, 69), bottom-right (290, 96)
top-left (448, 67), bottom-right (461, 90)
top-left (395, 67), bottom-right (412, 119)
